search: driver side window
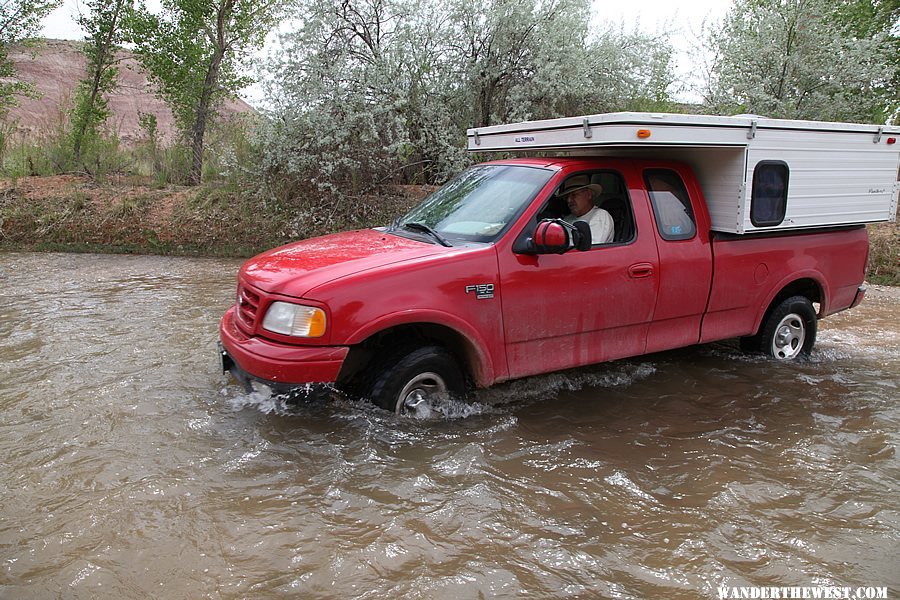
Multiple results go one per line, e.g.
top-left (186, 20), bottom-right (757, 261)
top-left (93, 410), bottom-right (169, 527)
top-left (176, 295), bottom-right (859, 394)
top-left (535, 171), bottom-right (635, 245)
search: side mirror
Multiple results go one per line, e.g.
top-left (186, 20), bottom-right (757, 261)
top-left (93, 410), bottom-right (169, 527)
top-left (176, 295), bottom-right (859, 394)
top-left (521, 219), bottom-right (592, 254)
top-left (571, 221), bottom-right (592, 251)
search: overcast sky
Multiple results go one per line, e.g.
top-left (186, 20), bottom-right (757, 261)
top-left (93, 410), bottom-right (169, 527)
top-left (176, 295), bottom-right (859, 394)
top-left (40, 0), bottom-right (733, 106)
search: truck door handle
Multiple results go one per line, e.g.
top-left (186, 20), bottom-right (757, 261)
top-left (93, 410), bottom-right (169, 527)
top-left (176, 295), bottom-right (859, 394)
top-left (628, 263), bottom-right (654, 278)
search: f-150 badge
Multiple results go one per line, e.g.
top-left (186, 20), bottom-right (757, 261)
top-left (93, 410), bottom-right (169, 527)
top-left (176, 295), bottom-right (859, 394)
top-left (465, 283), bottom-right (495, 299)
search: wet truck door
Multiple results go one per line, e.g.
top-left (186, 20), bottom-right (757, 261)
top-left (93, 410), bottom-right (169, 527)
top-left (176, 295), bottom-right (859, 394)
top-left (641, 167), bottom-right (713, 353)
top-left (496, 167), bottom-right (660, 380)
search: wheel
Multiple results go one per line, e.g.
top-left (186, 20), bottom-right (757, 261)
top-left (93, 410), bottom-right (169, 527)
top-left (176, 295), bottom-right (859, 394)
top-left (366, 346), bottom-right (466, 416)
top-left (750, 295), bottom-right (817, 360)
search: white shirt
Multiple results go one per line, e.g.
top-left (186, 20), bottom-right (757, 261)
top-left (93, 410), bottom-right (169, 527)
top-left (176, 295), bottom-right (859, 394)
top-left (564, 206), bottom-right (614, 244)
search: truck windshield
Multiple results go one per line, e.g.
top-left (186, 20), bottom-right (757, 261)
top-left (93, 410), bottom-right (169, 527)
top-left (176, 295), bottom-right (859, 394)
top-left (394, 165), bottom-right (553, 243)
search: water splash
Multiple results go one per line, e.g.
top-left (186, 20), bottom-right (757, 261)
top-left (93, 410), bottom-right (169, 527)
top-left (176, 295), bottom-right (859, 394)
top-left (476, 361), bottom-right (657, 406)
top-left (221, 382), bottom-right (308, 416)
top-left (221, 361), bottom-right (659, 420)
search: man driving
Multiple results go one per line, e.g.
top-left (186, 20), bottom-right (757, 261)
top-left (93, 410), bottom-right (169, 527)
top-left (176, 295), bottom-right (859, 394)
top-left (561, 182), bottom-right (614, 244)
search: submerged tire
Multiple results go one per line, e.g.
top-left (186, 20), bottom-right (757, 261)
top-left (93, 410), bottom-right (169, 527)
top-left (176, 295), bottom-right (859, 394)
top-left (367, 346), bottom-right (466, 416)
top-left (750, 295), bottom-right (817, 360)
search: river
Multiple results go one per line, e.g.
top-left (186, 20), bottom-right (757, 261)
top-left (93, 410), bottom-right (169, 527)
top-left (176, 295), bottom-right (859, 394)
top-left (0, 252), bottom-right (897, 598)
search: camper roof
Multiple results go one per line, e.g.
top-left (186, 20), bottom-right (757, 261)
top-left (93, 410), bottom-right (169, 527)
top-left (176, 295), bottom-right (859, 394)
top-left (466, 112), bottom-right (900, 153)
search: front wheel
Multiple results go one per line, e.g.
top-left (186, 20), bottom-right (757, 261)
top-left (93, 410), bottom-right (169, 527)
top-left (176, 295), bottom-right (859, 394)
top-left (367, 346), bottom-right (466, 416)
top-left (748, 295), bottom-right (817, 360)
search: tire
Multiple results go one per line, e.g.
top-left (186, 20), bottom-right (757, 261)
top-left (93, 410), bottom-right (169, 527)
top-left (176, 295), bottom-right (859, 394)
top-left (748, 295), bottom-right (817, 360)
top-left (367, 346), bottom-right (466, 416)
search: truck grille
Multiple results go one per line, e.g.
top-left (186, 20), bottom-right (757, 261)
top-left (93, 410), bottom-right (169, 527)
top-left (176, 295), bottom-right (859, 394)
top-left (235, 284), bottom-right (261, 332)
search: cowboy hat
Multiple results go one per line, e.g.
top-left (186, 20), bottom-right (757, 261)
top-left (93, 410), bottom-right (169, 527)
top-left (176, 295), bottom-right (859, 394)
top-left (560, 183), bottom-right (604, 197)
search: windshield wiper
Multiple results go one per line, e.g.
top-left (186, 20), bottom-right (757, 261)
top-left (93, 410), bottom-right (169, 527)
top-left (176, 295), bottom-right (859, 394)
top-left (402, 222), bottom-right (453, 247)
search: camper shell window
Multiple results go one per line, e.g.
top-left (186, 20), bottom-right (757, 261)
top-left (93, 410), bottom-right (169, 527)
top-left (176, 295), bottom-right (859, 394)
top-left (751, 162), bottom-right (789, 227)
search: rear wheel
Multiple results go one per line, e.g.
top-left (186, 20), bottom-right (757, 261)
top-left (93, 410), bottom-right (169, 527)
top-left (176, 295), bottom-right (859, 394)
top-left (367, 346), bottom-right (466, 416)
top-left (744, 295), bottom-right (817, 360)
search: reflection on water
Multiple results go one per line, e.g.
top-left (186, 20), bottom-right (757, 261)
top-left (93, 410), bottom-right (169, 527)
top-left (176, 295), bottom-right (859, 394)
top-left (0, 252), bottom-right (897, 598)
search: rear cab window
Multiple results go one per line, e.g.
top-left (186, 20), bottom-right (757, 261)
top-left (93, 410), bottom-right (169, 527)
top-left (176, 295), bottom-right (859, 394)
top-left (644, 169), bottom-right (696, 241)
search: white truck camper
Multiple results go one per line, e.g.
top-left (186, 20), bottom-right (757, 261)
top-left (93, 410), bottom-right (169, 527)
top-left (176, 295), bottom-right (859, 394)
top-left (466, 112), bottom-right (900, 234)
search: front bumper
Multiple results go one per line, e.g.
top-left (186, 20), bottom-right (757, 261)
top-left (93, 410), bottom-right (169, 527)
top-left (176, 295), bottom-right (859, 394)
top-left (219, 307), bottom-right (349, 399)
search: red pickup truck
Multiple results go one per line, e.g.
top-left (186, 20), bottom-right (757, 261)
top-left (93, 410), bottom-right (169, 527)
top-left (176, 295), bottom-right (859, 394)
top-left (219, 155), bottom-right (869, 415)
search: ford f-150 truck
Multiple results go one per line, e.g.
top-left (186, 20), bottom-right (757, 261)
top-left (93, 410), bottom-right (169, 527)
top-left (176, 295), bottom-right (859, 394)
top-left (219, 113), bottom-right (898, 416)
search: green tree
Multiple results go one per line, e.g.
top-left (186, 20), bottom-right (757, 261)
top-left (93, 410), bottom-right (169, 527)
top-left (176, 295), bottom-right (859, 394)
top-left (704, 0), bottom-right (898, 123)
top-left (266, 0), bottom-right (429, 190)
top-left (583, 24), bottom-right (675, 113)
top-left (446, 0), bottom-right (675, 126)
top-left (831, 0), bottom-right (899, 123)
top-left (264, 0), bottom-right (676, 190)
top-left (130, 0), bottom-right (287, 185)
top-left (0, 0), bottom-right (61, 116)
top-left (71, 0), bottom-right (132, 164)
top-left (446, 0), bottom-right (593, 128)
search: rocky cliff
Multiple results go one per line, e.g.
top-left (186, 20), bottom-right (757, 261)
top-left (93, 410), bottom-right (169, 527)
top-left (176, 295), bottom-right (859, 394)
top-left (4, 39), bottom-right (254, 145)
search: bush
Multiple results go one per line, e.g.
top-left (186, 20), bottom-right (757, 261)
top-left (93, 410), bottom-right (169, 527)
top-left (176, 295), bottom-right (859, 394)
top-left (867, 222), bottom-right (899, 285)
top-left (0, 98), bottom-right (260, 188)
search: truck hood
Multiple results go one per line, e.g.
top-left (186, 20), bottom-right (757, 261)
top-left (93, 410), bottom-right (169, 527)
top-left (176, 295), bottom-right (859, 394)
top-left (241, 229), bottom-right (449, 297)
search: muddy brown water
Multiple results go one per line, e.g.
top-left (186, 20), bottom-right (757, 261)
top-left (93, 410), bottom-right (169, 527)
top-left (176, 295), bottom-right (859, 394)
top-left (0, 252), bottom-right (898, 599)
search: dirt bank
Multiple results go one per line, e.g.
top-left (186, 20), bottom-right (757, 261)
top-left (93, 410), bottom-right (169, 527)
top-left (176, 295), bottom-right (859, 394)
top-left (0, 175), bottom-right (423, 257)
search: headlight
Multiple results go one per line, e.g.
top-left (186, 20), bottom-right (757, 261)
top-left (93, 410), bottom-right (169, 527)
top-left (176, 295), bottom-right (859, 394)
top-left (261, 302), bottom-right (327, 338)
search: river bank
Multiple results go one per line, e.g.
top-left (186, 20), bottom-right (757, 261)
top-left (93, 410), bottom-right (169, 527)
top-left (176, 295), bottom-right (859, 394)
top-left (0, 175), bottom-right (424, 258)
top-left (1, 175), bottom-right (897, 284)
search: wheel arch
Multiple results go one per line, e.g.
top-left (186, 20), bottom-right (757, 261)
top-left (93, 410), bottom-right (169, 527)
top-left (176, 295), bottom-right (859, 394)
top-left (337, 312), bottom-right (496, 389)
top-left (753, 274), bottom-right (827, 336)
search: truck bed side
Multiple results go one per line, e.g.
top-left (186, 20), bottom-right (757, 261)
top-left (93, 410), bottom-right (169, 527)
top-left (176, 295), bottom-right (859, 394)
top-left (701, 227), bottom-right (869, 344)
